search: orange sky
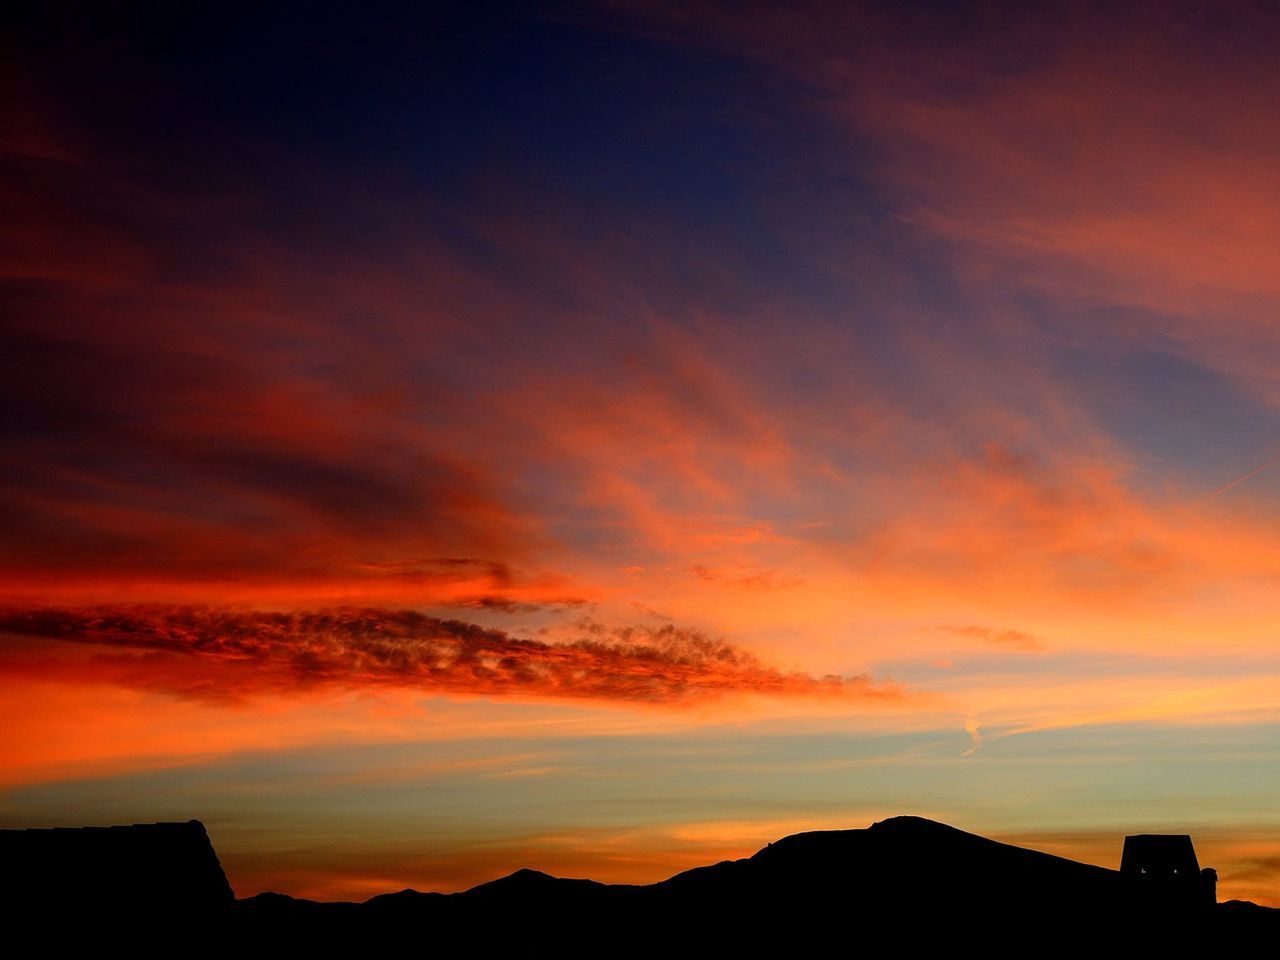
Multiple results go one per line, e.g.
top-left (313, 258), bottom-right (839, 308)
top-left (3, 0), bottom-right (1280, 906)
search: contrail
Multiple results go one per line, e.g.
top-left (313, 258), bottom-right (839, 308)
top-left (1213, 451), bottom-right (1280, 497)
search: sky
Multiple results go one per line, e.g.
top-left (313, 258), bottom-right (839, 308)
top-left (4, 0), bottom-right (1280, 905)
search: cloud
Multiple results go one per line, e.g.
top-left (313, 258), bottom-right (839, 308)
top-left (442, 595), bottom-right (589, 614)
top-left (1226, 855), bottom-right (1280, 885)
top-left (0, 605), bottom-right (904, 707)
top-left (940, 624), bottom-right (1047, 653)
top-left (634, 2), bottom-right (1280, 401)
top-left (691, 565), bottom-right (803, 591)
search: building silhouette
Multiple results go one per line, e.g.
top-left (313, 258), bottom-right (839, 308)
top-left (1120, 834), bottom-right (1217, 907)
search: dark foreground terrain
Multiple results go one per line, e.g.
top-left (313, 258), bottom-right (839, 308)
top-left (3, 816), bottom-right (1276, 952)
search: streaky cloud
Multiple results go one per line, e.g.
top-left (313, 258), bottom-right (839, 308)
top-left (0, 605), bottom-right (905, 706)
top-left (940, 624), bottom-right (1047, 653)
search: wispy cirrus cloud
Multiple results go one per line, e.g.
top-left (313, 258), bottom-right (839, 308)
top-left (629, 1), bottom-right (1280, 403)
top-left (0, 606), bottom-right (905, 706)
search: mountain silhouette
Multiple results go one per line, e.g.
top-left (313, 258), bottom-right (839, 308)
top-left (5, 815), bottom-right (1277, 951)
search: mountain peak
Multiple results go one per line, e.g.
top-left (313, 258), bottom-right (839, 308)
top-left (868, 814), bottom-right (970, 835)
top-left (493, 867), bottom-right (558, 885)
top-left (463, 867), bottom-right (563, 897)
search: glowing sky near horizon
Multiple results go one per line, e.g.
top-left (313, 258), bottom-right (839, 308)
top-left (5, 1), bottom-right (1280, 906)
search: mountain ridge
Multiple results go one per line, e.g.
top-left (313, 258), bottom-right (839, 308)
top-left (6, 815), bottom-right (1278, 950)
top-left (233, 813), bottom-right (1279, 950)
top-left (242, 814), bottom-right (1257, 906)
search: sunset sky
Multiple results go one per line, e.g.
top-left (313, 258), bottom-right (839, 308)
top-left (5, 1), bottom-right (1280, 905)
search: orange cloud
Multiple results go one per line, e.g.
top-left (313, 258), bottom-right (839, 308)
top-left (0, 605), bottom-right (904, 706)
top-left (939, 625), bottom-right (1046, 653)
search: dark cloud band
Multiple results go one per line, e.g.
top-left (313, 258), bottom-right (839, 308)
top-left (0, 606), bottom-right (903, 706)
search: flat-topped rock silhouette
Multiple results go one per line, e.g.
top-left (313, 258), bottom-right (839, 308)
top-left (5, 815), bottom-right (1276, 950)
top-left (0, 819), bottom-right (233, 940)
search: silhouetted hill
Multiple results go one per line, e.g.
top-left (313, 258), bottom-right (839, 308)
top-left (5, 816), bottom-right (1276, 951)
top-left (654, 815), bottom-right (1119, 905)
top-left (235, 815), bottom-right (1279, 951)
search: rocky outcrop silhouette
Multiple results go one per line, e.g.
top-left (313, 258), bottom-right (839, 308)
top-left (0, 819), bottom-right (233, 944)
